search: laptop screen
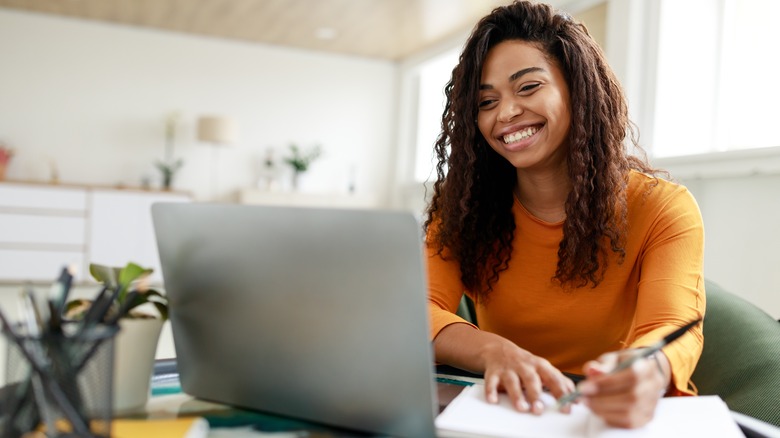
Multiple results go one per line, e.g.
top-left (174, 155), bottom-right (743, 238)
top-left (152, 203), bottom-right (438, 437)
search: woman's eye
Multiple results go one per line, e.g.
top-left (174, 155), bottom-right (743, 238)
top-left (478, 99), bottom-right (497, 109)
top-left (518, 83), bottom-right (541, 94)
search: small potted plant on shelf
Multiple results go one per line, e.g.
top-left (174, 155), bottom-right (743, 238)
top-left (155, 111), bottom-right (185, 190)
top-left (283, 143), bottom-right (322, 191)
top-left (66, 262), bottom-right (169, 413)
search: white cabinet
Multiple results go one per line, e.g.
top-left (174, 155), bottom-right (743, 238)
top-left (0, 184), bottom-right (88, 210)
top-left (0, 182), bottom-right (190, 284)
top-left (88, 190), bottom-right (189, 284)
top-left (0, 184), bottom-right (89, 282)
top-left (0, 214), bottom-right (86, 245)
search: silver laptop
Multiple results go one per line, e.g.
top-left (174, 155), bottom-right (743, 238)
top-left (151, 203), bottom-right (438, 437)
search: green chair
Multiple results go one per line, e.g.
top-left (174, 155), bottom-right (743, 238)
top-left (691, 279), bottom-right (780, 427)
top-left (456, 295), bottom-right (477, 326)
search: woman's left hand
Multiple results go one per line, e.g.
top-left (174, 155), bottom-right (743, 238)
top-left (577, 350), bottom-right (671, 428)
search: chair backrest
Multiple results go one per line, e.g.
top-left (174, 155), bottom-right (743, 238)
top-left (456, 295), bottom-right (477, 326)
top-left (691, 279), bottom-right (780, 427)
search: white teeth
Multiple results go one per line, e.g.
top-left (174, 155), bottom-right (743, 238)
top-left (503, 126), bottom-right (539, 144)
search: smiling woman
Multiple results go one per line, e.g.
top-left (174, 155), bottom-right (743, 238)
top-left (423, 0), bottom-right (705, 430)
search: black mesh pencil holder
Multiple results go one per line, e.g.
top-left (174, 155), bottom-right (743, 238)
top-left (1, 323), bottom-right (118, 438)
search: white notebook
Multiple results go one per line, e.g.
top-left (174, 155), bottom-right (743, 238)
top-left (436, 385), bottom-right (745, 438)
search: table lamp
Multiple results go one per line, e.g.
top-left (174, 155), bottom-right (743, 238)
top-left (197, 116), bottom-right (237, 200)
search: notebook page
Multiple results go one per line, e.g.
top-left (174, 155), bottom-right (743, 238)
top-left (588, 395), bottom-right (744, 438)
top-left (436, 385), bottom-right (591, 438)
top-left (436, 385), bottom-right (745, 438)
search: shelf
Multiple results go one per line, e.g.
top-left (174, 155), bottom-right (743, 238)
top-left (239, 190), bottom-right (381, 210)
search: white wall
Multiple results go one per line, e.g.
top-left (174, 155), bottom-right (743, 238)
top-left (692, 174), bottom-right (780, 319)
top-left (0, 8), bottom-right (399, 384)
top-left (0, 9), bottom-right (398, 203)
top-left (654, 150), bottom-right (780, 319)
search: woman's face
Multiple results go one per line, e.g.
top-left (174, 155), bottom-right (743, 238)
top-left (477, 40), bottom-right (571, 172)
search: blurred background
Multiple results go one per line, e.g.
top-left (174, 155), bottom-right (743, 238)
top-left (0, 0), bottom-right (777, 344)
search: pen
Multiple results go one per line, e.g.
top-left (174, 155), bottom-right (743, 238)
top-left (105, 290), bottom-right (138, 326)
top-left (48, 265), bottom-right (75, 332)
top-left (556, 318), bottom-right (702, 408)
top-left (17, 293), bottom-right (59, 435)
top-left (49, 265), bottom-right (75, 308)
top-left (20, 287), bottom-right (43, 332)
top-left (77, 285), bottom-right (112, 334)
top-left (0, 319), bottom-right (91, 436)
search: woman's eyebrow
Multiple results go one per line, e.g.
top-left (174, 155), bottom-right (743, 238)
top-left (480, 66), bottom-right (546, 90)
top-left (509, 66), bottom-right (544, 82)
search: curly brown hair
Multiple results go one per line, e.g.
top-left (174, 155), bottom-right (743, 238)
top-left (423, 0), bottom-right (658, 301)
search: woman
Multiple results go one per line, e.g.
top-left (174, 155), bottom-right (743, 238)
top-left (424, 0), bottom-right (705, 428)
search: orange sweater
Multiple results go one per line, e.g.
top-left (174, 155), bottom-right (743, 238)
top-left (427, 171), bottom-right (705, 395)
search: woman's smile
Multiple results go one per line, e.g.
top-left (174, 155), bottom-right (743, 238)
top-left (499, 124), bottom-right (543, 152)
top-left (502, 125), bottom-right (541, 144)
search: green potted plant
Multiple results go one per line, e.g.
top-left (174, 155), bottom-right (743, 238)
top-left (283, 144), bottom-right (322, 190)
top-left (66, 262), bottom-right (169, 413)
top-left (155, 159), bottom-right (184, 191)
top-left (155, 111), bottom-right (185, 191)
top-left (66, 262), bottom-right (168, 321)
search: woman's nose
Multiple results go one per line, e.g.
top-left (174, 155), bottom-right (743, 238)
top-left (497, 99), bottom-right (523, 123)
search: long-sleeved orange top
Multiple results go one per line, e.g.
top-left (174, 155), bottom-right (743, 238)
top-left (427, 171), bottom-right (705, 396)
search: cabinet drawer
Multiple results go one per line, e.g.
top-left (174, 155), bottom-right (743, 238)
top-left (0, 249), bottom-right (86, 282)
top-left (0, 213), bottom-right (86, 245)
top-left (0, 184), bottom-right (87, 211)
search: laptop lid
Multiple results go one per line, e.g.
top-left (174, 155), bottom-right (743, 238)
top-left (151, 203), bottom-right (438, 437)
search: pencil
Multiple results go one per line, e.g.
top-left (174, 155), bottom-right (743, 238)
top-left (556, 318), bottom-right (702, 408)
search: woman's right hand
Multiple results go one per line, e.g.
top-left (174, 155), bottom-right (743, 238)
top-left (434, 323), bottom-right (575, 414)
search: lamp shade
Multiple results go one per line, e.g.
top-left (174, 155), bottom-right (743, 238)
top-left (197, 116), bottom-right (237, 144)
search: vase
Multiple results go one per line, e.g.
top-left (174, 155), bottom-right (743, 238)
top-left (291, 170), bottom-right (302, 191)
top-left (113, 318), bottom-right (164, 413)
top-left (162, 170), bottom-right (173, 191)
top-left (156, 159), bottom-right (183, 191)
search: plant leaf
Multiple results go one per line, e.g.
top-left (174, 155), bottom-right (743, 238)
top-left (118, 262), bottom-right (152, 289)
top-left (90, 263), bottom-right (118, 288)
top-left (121, 291), bottom-right (169, 320)
top-left (152, 301), bottom-right (169, 320)
top-left (144, 290), bottom-right (166, 300)
top-left (123, 290), bottom-right (147, 314)
top-left (64, 298), bottom-right (92, 320)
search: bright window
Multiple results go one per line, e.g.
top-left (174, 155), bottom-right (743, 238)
top-left (652, 0), bottom-right (780, 157)
top-left (413, 48), bottom-right (459, 182)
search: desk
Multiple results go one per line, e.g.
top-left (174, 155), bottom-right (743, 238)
top-left (137, 364), bottom-right (780, 438)
top-left (137, 367), bottom-right (472, 437)
top-left (3, 364), bottom-right (774, 437)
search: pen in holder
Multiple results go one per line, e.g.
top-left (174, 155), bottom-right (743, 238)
top-left (1, 321), bottom-right (118, 438)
